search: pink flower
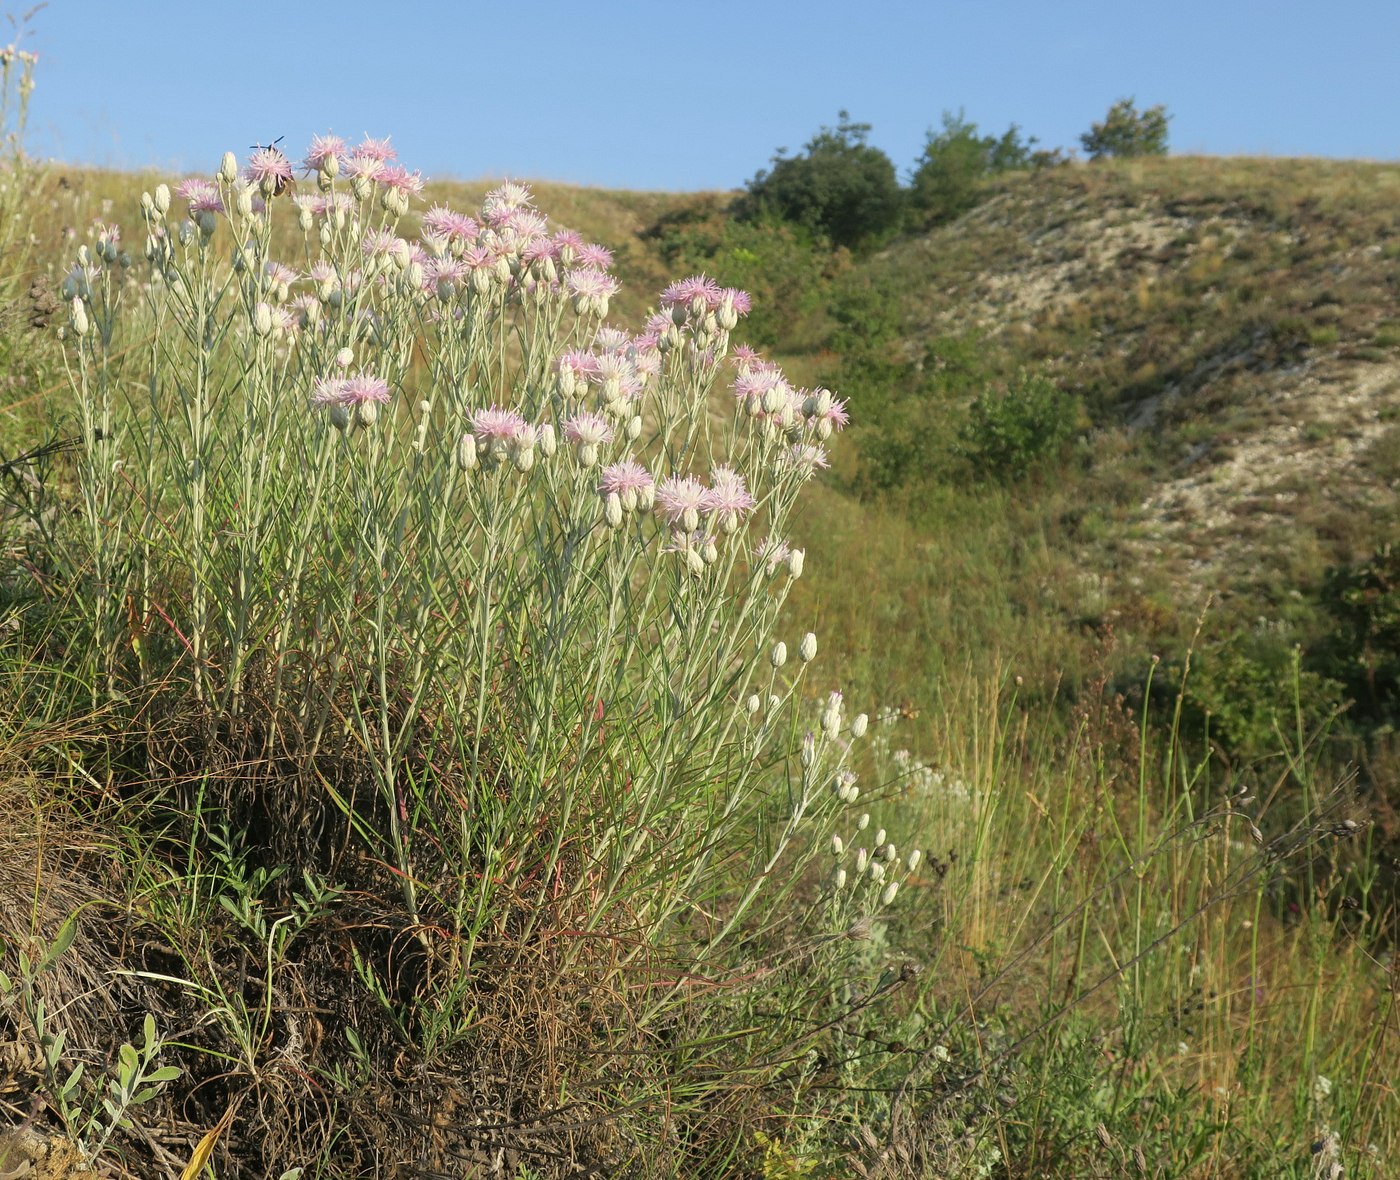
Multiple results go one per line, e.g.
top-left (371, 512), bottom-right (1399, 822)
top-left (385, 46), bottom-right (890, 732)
top-left (718, 287), bottom-right (751, 315)
top-left (302, 133), bottom-right (346, 174)
top-left (175, 178), bottom-right (222, 214)
top-left (563, 411), bottom-right (614, 447)
top-left (245, 146), bottom-right (293, 195)
top-left (309, 375), bottom-right (347, 408)
top-left (566, 268), bottom-right (619, 300)
top-left (703, 465), bottom-right (755, 531)
top-left (552, 229), bottom-right (584, 261)
top-left (753, 535), bottom-right (791, 573)
top-left (501, 208), bottom-right (548, 241)
top-left (361, 228), bottom-right (398, 258)
top-left (344, 155), bottom-right (384, 182)
top-left (472, 406), bottom-right (532, 447)
top-left (482, 181), bottom-right (533, 225)
top-left (599, 459), bottom-right (654, 510)
top-left (262, 260), bottom-right (298, 289)
top-left (731, 344), bottom-right (760, 367)
top-left (592, 353), bottom-right (642, 402)
top-left (594, 327), bottom-right (629, 353)
top-left (576, 242), bottom-right (613, 269)
top-left (354, 136), bottom-right (397, 162)
top-left (520, 237), bottom-right (558, 264)
top-left (379, 165), bottom-right (424, 196)
top-left (555, 350), bottom-right (600, 396)
top-left (785, 444), bottom-right (830, 477)
top-left (655, 474), bottom-right (709, 531)
top-left (422, 204), bottom-right (479, 243)
top-left (340, 371), bottom-right (392, 405)
top-left (660, 274), bottom-right (721, 310)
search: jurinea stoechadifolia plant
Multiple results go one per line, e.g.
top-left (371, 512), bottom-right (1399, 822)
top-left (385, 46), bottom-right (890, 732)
top-left (58, 134), bottom-right (918, 984)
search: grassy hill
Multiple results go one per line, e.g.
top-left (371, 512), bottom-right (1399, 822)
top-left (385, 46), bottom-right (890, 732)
top-left (1, 150), bottom-right (1397, 1178)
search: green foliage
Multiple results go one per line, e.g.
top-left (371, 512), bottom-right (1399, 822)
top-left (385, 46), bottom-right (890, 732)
top-left (1318, 542), bottom-right (1400, 724)
top-left (1080, 97), bottom-right (1171, 159)
top-left (646, 206), bottom-right (847, 346)
top-left (1181, 632), bottom-right (1343, 765)
top-left (742, 111), bottom-right (903, 250)
top-left (959, 371), bottom-right (1080, 481)
top-left (908, 110), bottom-right (1043, 224)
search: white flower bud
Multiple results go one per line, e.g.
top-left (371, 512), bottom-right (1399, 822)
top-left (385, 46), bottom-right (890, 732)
top-left (512, 445), bottom-right (536, 473)
top-left (604, 491), bottom-right (624, 529)
top-left (322, 153), bottom-right (340, 180)
top-left (880, 881), bottom-right (899, 906)
top-left (235, 186), bottom-right (255, 217)
top-left (702, 536), bottom-right (718, 565)
top-left (627, 415), bottom-right (643, 441)
top-left (907, 849), bottom-right (922, 872)
top-left (800, 733), bottom-right (816, 768)
top-left (456, 433), bottom-right (478, 471)
top-left (834, 868), bottom-right (847, 890)
top-left (874, 829), bottom-right (886, 847)
top-left (883, 843), bottom-right (897, 862)
top-left (356, 401), bottom-right (379, 427)
top-left (69, 297), bottom-right (90, 337)
top-left (577, 442), bottom-right (599, 468)
top-left (746, 694), bottom-right (761, 715)
top-left (76, 244), bottom-right (91, 268)
top-left (329, 403), bottom-right (352, 432)
top-left (219, 151), bottom-right (239, 184)
top-left (857, 813), bottom-right (870, 831)
top-left (154, 183), bottom-right (171, 214)
top-left (869, 860), bottom-right (886, 882)
top-left (252, 301), bottom-right (274, 337)
top-left (787, 549), bottom-right (805, 579)
top-left (851, 713), bottom-right (868, 739)
top-left (335, 347), bottom-right (354, 368)
top-left (799, 632), bottom-right (817, 663)
top-left (684, 547), bottom-right (705, 577)
top-left (831, 835), bottom-right (844, 855)
top-left (140, 190), bottom-right (155, 219)
top-left (855, 848), bottom-right (868, 873)
top-left (770, 642), bottom-right (787, 669)
top-left (539, 423), bottom-right (557, 457)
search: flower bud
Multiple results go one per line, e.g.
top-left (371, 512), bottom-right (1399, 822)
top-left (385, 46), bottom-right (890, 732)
top-left (140, 191), bottom-right (155, 220)
top-left (235, 186), bottom-right (255, 217)
top-left (851, 713), bottom-right (868, 739)
top-left (198, 210), bottom-right (218, 237)
top-left (456, 433), bottom-right (478, 471)
top-left (512, 445), bottom-right (536, 473)
top-left (857, 813), bottom-right (870, 831)
top-left (746, 694), bottom-right (761, 715)
top-left (788, 549), bottom-right (805, 579)
top-left (356, 401), bottom-right (379, 427)
top-left (702, 536), bottom-right (718, 565)
top-left (154, 184), bottom-right (171, 214)
top-left (69, 297), bottom-right (90, 337)
top-left (831, 835), bottom-right (844, 855)
top-left (539, 423), bottom-right (557, 457)
top-left (329, 403), bottom-right (352, 432)
top-left (834, 868), bottom-right (847, 890)
top-left (869, 861), bottom-right (885, 882)
top-left (219, 151), bottom-right (239, 184)
top-left (799, 632), bottom-right (817, 663)
top-left (880, 881), bottom-right (899, 906)
top-left (855, 848), bottom-right (868, 873)
top-left (322, 153), bottom-right (340, 180)
top-left (335, 347), bottom-right (354, 368)
top-left (627, 415), bottom-right (642, 441)
top-left (770, 641), bottom-right (787, 669)
top-left (684, 547), bottom-right (705, 578)
top-left (577, 442), bottom-right (599, 468)
top-left (801, 732), bottom-right (816, 768)
top-left (252, 301), bottom-right (274, 337)
top-left (883, 843), bottom-right (897, 862)
top-left (907, 849), bottom-right (922, 872)
top-left (604, 491), bottom-right (624, 529)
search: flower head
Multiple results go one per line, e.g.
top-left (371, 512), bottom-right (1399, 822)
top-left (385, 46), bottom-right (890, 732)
top-left (704, 464), bottom-right (755, 533)
top-left (354, 135), bottom-right (397, 162)
top-left (175, 178), bottom-right (223, 214)
top-left (655, 474), bottom-right (709, 532)
top-left (244, 146), bottom-right (293, 196)
top-left (576, 242), bottom-right (613, 269)
top-left (302, 133), bottom-right (346, 175)
top-left (599, 459), bottom-right (655, 512)
top-left (660, 274), bottom-right (721, 311)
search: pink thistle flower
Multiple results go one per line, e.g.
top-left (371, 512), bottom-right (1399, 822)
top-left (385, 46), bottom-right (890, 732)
top-left (594, 327), bottom-right (629, 353)
top-left (566, 268), bottom-right (619, 300)
top-left (244, 146), bottom-right (293, 195)
top-left (520, 237), bottom-right (558, 264)
top-left (344, 155), bottom-right (384, 182)
top-left (555, 350), bottom-right (601, 397)
top-left (262, 260), bottom-right (298, 291)
top-left (552, 229), bottom-right (584, 262)
top-left (599, 459), bottom-right (655, 511)
top-left (354, 136), bottom-right (397, 162)
top-left (564, 411), bottom-right (615, 446)
top-left (655, 474), bottom-right (709, 532)
top-left (660, 274), bottom-right (721, 310)
top-left (339, 371), bottom-right (392, 406)
top-left (361, 227), bottom-right (398, 257)
top-left (482, 181), bottom-right (533, 224)
top-left (785, 444), bottom-right (830, 477)
top-left (501, 208), bottom-right (548, 241)
top-left (471, 406), bottom-right (532, 455)
top-left (731, 344), bottom-right (760, 367)
top-left (818, 397), bottom-right (850, 432)
top-left (576, 242), bottom-right (613, 269)
top-left (592, 353), bottom-right (643, 402)
top-left (631, 347), bottom-right (661, 382)
top-left (379, 165), bottom-right (424, 196)
top-left (309, 375), bottom-right (348, 408)
top-left (704, 464), bottom-right (755, 533)
top-left (302, 133), bottom-right (346, 175)
top-left (176, 178), bottom-right (223, 214)
top-left (718, 287), bottom-right (751, 315)
top-left (422, 204), bottom-right (478, 243)
top-left (753, 535), bottom-right (792, 574)
top-left (425, 257), bottom-right (468, 292)
top-left (644, 311), bottom-right (672, 340)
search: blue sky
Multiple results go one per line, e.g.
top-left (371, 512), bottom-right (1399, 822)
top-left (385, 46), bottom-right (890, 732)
top-left (22, 0), bottom-right (1400, 191)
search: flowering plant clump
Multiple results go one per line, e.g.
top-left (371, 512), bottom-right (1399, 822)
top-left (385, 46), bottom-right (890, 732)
top-left (52, 133), bottom-right (909, 1167)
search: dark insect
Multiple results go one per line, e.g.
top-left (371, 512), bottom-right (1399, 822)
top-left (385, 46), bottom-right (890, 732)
top-left (249, 135), bottom-right (293, 198)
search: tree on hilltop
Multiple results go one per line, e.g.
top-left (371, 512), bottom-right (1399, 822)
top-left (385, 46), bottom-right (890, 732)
top-left (1080, 98), bottom-right (1171, 159)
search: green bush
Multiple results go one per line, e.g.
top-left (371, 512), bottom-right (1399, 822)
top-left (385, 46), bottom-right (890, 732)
top-left (1318, 542), bottom-right (1400, 725)
top-left (958, 371), bottom-right (1080, 481)
top-left (908, 110), bottom-right (1041, 224)
top-left (742, 111), bottom-right (903, 250)
top-left (1080, 98), bottom-right (1171, 160)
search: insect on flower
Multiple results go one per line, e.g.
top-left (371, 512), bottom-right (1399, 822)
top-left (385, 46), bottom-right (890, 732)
top-left (248, 136), bottom-right (294, 198)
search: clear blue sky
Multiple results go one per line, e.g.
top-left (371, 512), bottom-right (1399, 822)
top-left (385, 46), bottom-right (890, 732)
top-left (22, 0), bottom-right (1400, 192)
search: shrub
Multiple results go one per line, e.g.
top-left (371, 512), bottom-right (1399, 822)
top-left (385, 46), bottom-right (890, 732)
top-left (1080, 97), bottom-right (1171, 160)
top-left (742, 111), bottom-right (903, 250)
top-left (908, 110), bottom-right (1040, 224)
top-left (36, 140), bottom-right (917, 1173)
top-left (958, 371), bottom-right (1080, 481)
top-left (1319, 542), bottom-right (1400, 725)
